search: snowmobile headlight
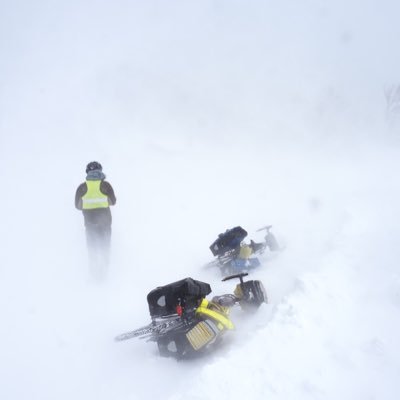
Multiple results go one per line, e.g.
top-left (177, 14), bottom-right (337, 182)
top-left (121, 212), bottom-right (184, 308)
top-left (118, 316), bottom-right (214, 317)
top-left (186, 320), bottom-right (218, 350)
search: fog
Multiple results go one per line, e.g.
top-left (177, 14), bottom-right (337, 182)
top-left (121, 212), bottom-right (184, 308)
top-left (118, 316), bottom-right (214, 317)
top-left (1, 1), bottom-right (400, 399)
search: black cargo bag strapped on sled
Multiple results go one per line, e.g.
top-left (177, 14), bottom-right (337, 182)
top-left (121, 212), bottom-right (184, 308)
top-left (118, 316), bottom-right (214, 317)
top-left (209, 226), bottom-right (248, 257)
top-left (147, 278), bottom-right (212, 318)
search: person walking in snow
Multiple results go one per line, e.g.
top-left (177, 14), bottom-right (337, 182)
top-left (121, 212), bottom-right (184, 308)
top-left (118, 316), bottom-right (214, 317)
top-left (75, 161), bottom-right (116, 278)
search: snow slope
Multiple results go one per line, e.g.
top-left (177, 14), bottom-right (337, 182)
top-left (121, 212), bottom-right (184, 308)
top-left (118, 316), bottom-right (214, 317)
top-left (1, 1), bottom-right (400, 399)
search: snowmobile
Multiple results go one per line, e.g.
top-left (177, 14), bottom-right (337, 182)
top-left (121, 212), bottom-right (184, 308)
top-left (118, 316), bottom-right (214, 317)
top-left (207, 225), bottom-right (280, 275)
top-left (115, 273), bottom-right (267, 359)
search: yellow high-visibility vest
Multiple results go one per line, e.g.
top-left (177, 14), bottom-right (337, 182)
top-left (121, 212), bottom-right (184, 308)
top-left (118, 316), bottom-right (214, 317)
top-left (82, 180), bottom-right (109, 210)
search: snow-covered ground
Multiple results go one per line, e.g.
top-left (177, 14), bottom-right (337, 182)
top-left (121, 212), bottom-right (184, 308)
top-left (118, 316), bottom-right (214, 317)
top-left (1, 1), bottom-right (400, 399)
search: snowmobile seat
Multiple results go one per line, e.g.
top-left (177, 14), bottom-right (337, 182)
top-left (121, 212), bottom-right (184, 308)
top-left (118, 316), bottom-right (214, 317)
top-left (147, 278), bottom-right (212, 318)
top-left (209, 226), bottom-right (248, 257)
top-left (250, 240), bottom-right (266, 253)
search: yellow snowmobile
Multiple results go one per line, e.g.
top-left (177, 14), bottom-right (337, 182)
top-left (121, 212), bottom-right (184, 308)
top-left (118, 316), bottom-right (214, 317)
top-left (115, 273), bottom-right (267, 359)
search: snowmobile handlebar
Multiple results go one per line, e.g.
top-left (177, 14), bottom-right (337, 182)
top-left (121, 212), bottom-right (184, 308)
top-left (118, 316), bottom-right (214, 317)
top-left (221, 272), bottom-right (249, 283)
top-left (256, 225), bottom-right (272, 232)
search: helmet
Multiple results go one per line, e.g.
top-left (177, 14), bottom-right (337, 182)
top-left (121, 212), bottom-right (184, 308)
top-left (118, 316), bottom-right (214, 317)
top-left (86, 161), bottom-right (102, 174)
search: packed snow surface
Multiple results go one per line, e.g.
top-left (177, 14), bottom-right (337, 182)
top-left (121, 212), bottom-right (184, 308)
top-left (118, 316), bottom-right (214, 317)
top-left (1, 1), bottom-right (400, 399)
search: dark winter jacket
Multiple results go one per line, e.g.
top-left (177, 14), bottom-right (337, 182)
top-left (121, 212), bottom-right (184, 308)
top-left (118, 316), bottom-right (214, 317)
top-left (75, 176), bottom-right (116, 228)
